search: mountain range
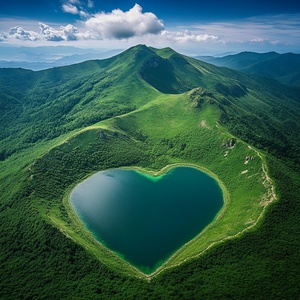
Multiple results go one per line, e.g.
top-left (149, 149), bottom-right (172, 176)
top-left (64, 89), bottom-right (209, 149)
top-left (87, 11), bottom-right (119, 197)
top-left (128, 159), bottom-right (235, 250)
top-left (0, 45), bottom-right (299, 299)
top-left (198, 51), bottom-right (300, 87)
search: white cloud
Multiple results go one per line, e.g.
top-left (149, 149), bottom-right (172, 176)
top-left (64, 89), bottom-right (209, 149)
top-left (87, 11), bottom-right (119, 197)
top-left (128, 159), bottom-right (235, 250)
top-left (8, 26), bottom-right (39, 41)
top-left (0, 22), bottom-right (81, 43)
top-left (61, 0), bottom-right (92, 18)
top-left (79, 11), bottom-right (89, 18)
top-left (62, 3), bottom-right (79, 15)
top-left (84, 4), bottom-right (164, 39)
top-left (39, 23), bottom-right (80, 41)
top-left (39, 23), bottom-right (64, 41)
top-left (61, 24), bottom-right (79, 41)
top-left (161, 30), bottom-right (219, 43)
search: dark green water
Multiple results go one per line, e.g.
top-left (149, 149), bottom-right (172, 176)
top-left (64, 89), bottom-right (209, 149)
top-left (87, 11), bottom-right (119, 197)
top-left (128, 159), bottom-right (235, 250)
top-left (70, 166), bottom-right (223, 273)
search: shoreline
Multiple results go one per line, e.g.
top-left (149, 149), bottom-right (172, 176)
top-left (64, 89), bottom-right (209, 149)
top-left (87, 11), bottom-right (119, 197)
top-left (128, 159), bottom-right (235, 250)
top-left (63, 162), bottom-right (230, 278)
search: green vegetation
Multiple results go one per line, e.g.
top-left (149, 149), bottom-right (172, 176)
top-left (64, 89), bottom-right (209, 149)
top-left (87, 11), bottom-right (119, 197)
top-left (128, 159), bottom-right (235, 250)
top-left (1, 45), bottom-right (299, 298)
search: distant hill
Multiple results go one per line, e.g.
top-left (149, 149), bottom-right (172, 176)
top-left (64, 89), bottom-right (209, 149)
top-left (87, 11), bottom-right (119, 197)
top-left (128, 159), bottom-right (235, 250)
top-left (197, 51), bottom-right (300, 87)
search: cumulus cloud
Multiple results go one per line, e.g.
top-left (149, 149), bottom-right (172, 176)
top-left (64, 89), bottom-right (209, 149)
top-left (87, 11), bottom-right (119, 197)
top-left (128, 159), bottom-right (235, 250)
top-left (39, 23), bottom-right (65, 41)
top-left (0, 23), bottom-right (81, 43)
top-left (8, 26), bottom-right (39, 41)
top-left (161, 30), bottom-right (219, 43)
top-left (61, 24), bottom-right (79, 40)
top-left (0, 4), bottom-right (164, 44)
top-left (84, 4), bottom-right (164, 39)
top-left (39, 23), bottom-right (80, 41)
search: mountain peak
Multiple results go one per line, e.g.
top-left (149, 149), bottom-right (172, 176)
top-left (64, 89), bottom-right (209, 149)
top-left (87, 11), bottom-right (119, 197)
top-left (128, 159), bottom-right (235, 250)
top-left (149, 46), bottom-right (178, 58)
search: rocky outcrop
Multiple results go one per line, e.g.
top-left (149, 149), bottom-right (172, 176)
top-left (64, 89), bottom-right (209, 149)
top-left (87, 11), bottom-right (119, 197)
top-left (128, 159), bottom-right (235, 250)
top-left (245, 155), bottom-right (255, 164)
top-left (222, 138), bottom-right (236, 148)
top-left (190, 88), bottom-right (214, 108)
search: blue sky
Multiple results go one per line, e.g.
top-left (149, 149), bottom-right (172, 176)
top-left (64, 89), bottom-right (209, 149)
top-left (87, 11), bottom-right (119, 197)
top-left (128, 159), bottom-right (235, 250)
top-left (0, 0), bottom-right (300, 55)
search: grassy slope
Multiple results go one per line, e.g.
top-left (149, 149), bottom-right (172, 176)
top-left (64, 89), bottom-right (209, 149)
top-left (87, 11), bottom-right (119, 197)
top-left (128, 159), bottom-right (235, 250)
top-left (0, 45), bottom-right (299, 298)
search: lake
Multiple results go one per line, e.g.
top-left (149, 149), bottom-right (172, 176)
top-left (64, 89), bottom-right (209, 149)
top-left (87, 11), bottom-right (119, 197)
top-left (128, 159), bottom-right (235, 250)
top-left (70, 166), bottom-right (223, 273)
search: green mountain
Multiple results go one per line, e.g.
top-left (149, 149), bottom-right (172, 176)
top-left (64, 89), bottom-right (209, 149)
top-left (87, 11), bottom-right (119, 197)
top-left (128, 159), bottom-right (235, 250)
top-left (198, 51), bottom-right (300, 87)
top-left (1, 45), bottom-right (300, 299)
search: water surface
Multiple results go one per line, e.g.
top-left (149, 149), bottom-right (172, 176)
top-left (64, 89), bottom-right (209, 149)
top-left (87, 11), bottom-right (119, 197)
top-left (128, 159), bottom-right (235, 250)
top-left (70, 166), bottom-right (223, 273)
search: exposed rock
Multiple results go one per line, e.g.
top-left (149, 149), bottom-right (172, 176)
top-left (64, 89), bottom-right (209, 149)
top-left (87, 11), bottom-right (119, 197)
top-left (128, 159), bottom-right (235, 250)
top-left (246, 155), bottom-right (254, 161)
top-left (222, 138), bottom-right (236, 148)
top-left (189, 87), bottom-right (214, 108)
top-left (190, 87), bottom-right (213, 99)
top-left (229, 138), bottom-right (236, 147)
top-left (245, 155), bottom-right (255, 164)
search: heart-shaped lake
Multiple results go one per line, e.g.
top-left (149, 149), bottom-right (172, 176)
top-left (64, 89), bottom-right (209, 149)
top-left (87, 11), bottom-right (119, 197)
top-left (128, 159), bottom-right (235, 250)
top-left (70, 166), bottom-right (223, 274)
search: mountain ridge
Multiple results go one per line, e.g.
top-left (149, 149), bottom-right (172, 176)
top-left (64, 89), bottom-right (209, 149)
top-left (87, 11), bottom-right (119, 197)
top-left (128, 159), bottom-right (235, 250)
top-left (197, 51), bottom-right (300, 87)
